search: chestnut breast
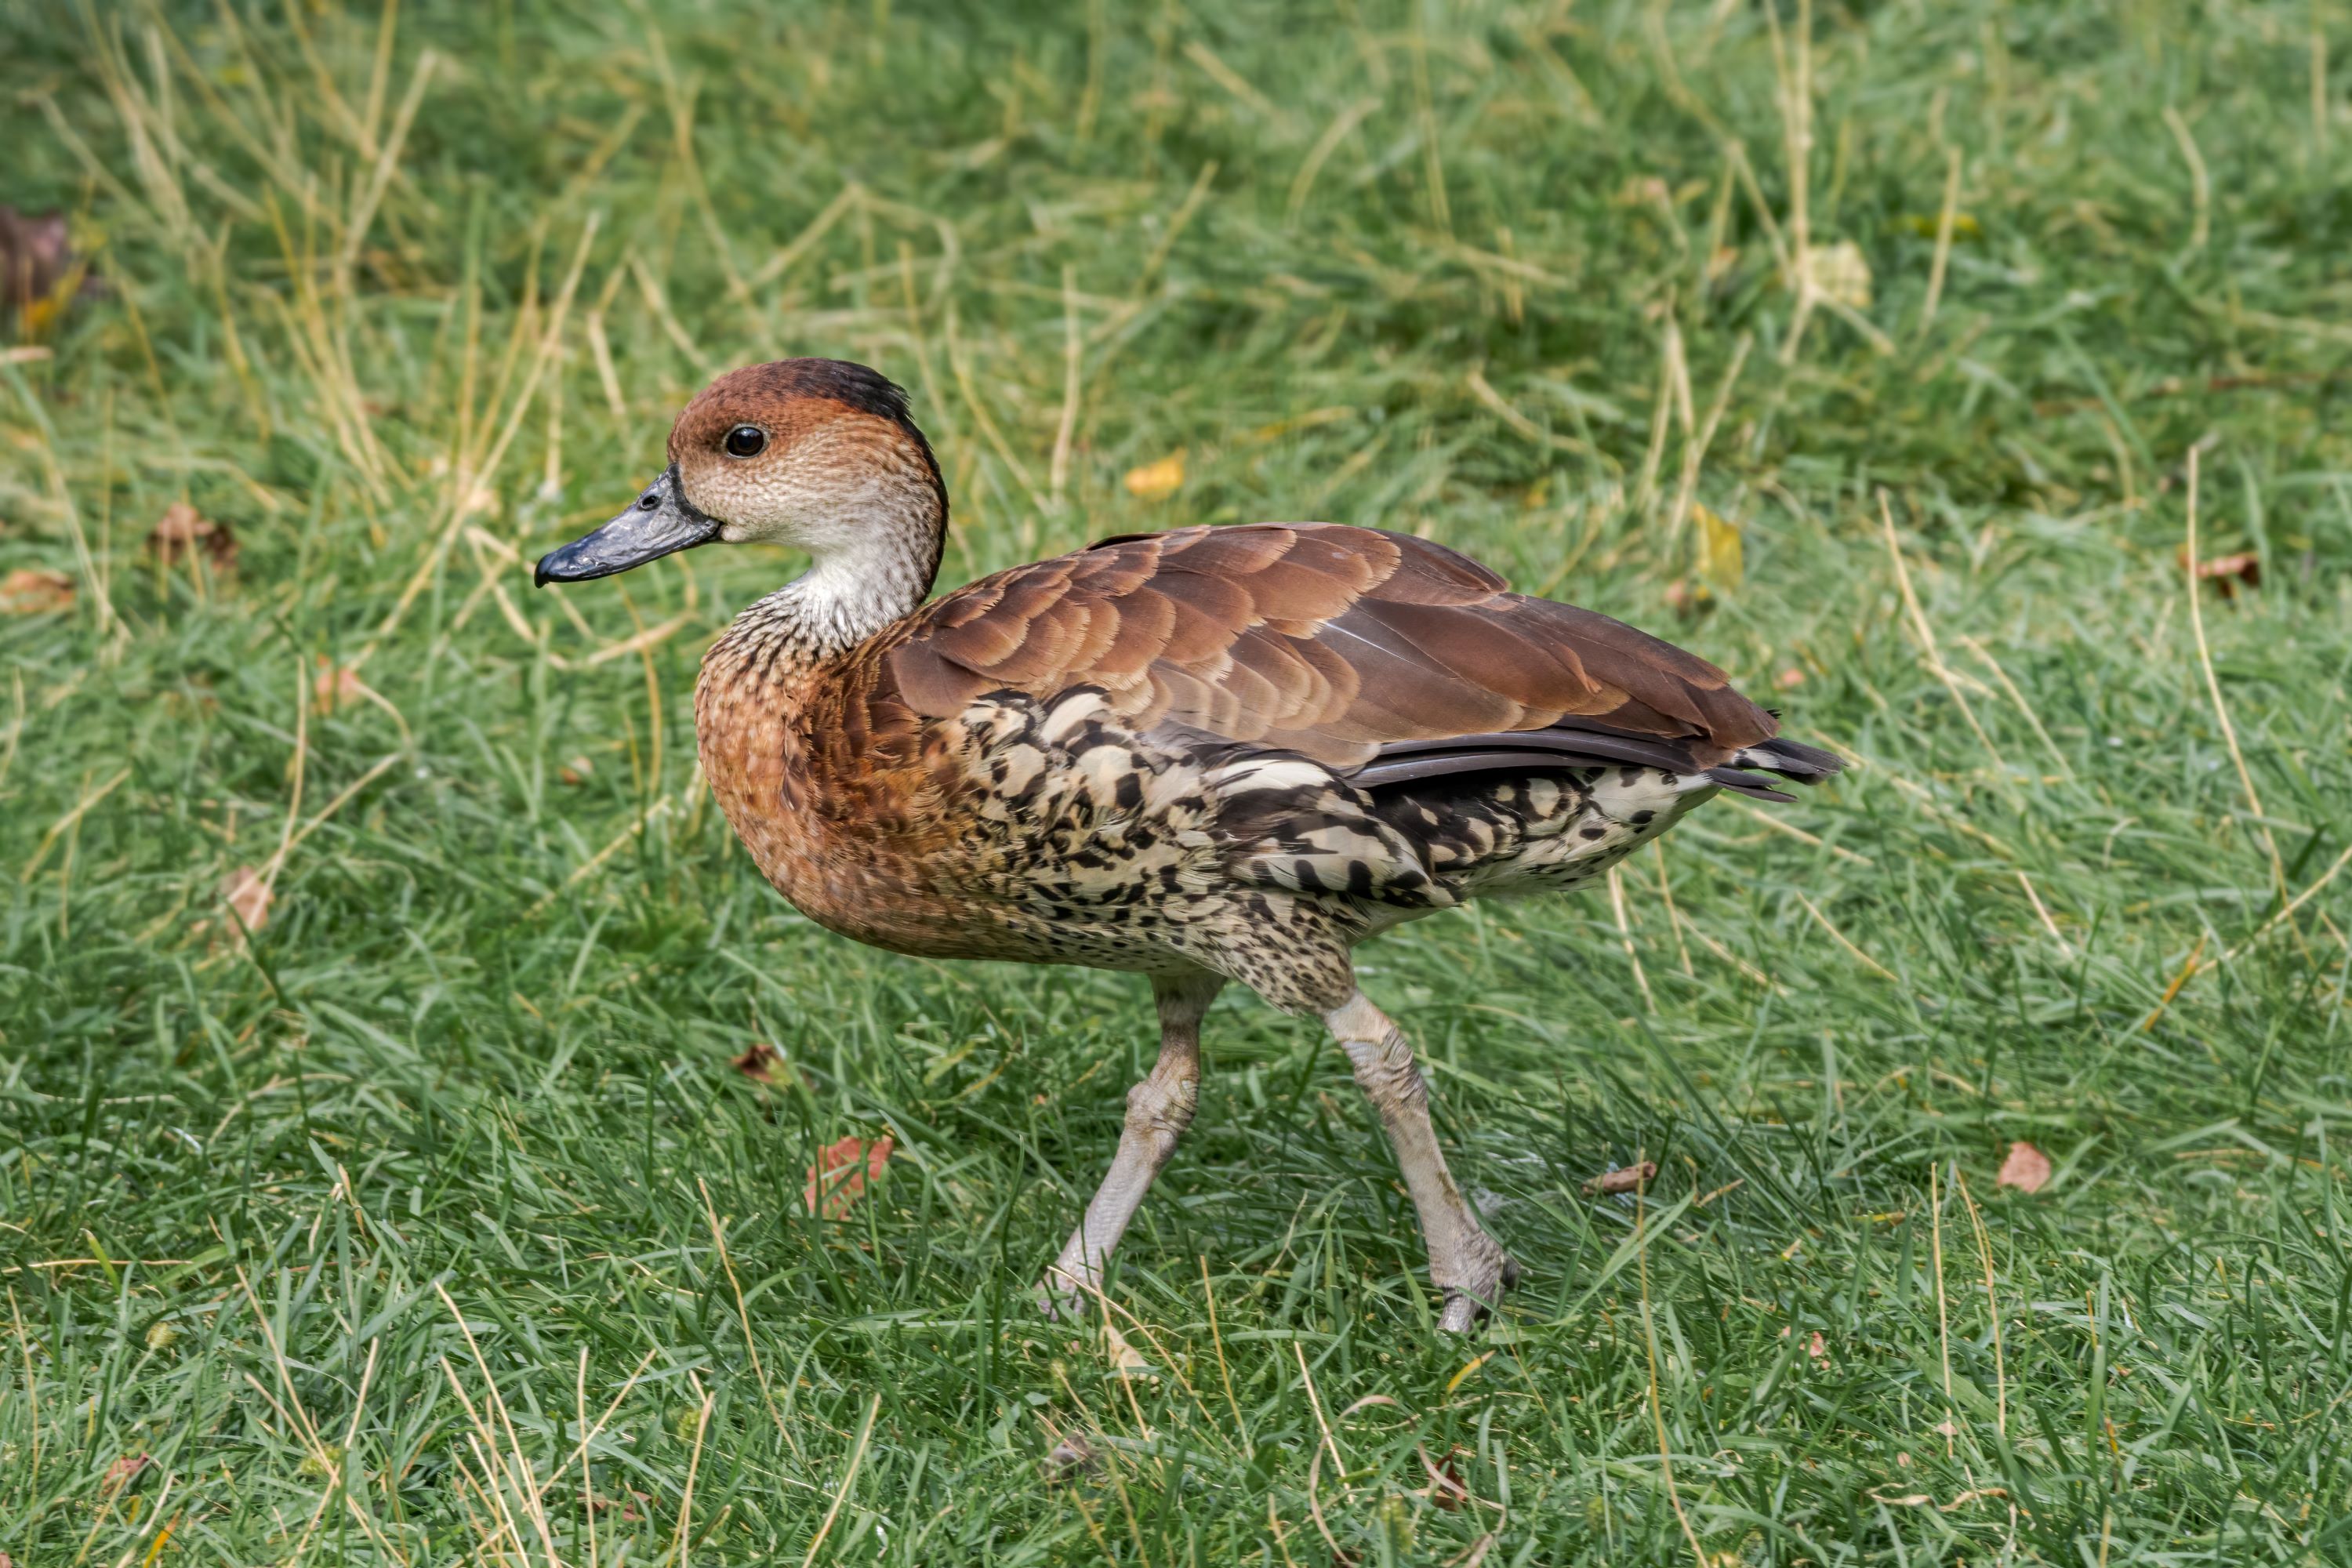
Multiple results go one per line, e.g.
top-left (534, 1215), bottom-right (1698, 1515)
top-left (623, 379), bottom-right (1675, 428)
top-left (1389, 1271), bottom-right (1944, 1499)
top-left (692, 638), bottom-right (1019, 960)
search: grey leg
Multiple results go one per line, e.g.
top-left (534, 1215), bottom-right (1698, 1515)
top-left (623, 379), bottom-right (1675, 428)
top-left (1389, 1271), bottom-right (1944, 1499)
top-left (1324, 990), bottom-right (1519, 1332)
top-left (1041, 972), bottom-right (1224, 1318)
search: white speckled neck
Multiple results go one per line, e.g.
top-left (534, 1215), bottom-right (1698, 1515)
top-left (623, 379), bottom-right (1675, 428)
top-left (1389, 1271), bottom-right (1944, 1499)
top-left (722, 487), bottom-right (942, 666)
top-left (768, 534), bottom-right (933, 653)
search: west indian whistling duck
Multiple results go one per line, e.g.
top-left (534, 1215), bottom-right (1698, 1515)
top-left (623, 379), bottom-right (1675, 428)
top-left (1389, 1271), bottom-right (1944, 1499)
top-left (537, 358), bottom-right (1841, 1331)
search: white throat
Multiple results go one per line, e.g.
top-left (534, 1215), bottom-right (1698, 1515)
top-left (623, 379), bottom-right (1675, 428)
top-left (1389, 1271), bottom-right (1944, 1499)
top-left (737, 523), bottom-right (937, 662)
top-left (789, 542), bottom-right (927, 647)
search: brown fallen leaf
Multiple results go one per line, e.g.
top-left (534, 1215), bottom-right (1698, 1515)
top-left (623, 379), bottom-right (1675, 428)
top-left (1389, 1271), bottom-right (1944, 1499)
top-left (583, 1486), bottom-right (654, 1519)
top-left (559, 754), bottom-right (594, 785)
top-left (312, 657), bottom-right (368, 714)
top-left (1661, 579), bottom-right (1713, 617)
top-left (804, 1133), bottom-right (893, 1218)
top-left (221, 866), bottom-right (272, 936)
top-left (148, 502), bottom-right (237, 572)
top-left (1613, 174), bottom-right (1671, 208)
top-left (1421, 1446), bottom-right (1472, 1510)
top-left (731, 1043), bottom-right (789, 1085)
top-left (1040, 1428), bottom-right (1096, 1482)
top-left (1102, 1319), bottom-right (1155, 1380)
top-left (103, 1453), bottom-right (151, 1488)
top-left (0, 567), bottom-right (74, 614)
top-left (1, 206), bottom-right (102, 334)
top-left (1583, 1161), bottom-right (1657, 1196)
top-left (1996, 1140), bottom-right (2052, 1194)
top-left (2183, 548), bottom-right (2259, 599)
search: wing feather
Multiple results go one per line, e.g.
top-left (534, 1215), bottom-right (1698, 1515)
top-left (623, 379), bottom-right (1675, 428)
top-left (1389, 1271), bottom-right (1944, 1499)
top-left (877, 522), bottom-right (1781, 771)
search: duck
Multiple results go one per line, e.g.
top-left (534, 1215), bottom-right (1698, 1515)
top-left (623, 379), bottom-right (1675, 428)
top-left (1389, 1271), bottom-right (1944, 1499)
top-left (536, 358), bottom-right (1840, 1332)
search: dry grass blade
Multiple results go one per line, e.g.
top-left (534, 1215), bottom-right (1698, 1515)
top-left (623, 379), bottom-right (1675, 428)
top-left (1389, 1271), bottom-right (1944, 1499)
top-left (1720, 795), bottom-right (1871, 864)
top-left (1880, 492), bottom-right (2008, 773)
top-left (797, 1394), bottom-right (880, 1568)
top-left (1953, 1166), bottom-right (2009, 1436)
top-left (699, 1179), bottom-right (799, 1463)
top-left (1918, 145), bottom-right (1963, 336)
top-left (2197, 841), bottom-right (2352, 975)
top-left (669, 1375), bottom-right (713, 1568)
top-left (1795, 891), bottom-right (1899, 982)
top-left (1606, 865), bottom-right (1656, 1012)
top-left (1635, 1168), bottom-right (1709, 1567)
top-left (2181, 449), bottom-right (2293, 922)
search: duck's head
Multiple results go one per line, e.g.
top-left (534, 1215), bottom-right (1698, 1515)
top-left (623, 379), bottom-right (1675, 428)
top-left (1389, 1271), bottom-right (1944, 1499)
top-left (534, 358), bottom-right (946, 590)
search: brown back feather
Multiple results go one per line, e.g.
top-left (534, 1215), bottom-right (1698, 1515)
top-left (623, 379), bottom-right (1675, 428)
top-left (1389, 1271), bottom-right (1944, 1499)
top-left (874, 523), bottom-right (1776, 769)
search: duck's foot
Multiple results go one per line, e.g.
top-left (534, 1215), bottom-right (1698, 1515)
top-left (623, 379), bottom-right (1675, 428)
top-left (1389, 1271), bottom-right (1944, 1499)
top-left (1433, 1241), bottom-right (1522, 1334)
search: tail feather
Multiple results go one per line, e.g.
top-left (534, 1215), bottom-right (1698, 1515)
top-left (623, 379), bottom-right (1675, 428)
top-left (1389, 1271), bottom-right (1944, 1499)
top-left (1349, 725), bottom-right (1842, 800)
top-left (1705, 735), bottom-right (1844, 802)
top-left (1732, 735), bottom-right (1844, 780)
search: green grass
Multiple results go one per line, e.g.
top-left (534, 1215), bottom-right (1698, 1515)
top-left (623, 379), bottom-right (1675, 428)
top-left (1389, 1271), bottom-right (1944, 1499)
top-left (5, 0), bottom-right (2352, 1561)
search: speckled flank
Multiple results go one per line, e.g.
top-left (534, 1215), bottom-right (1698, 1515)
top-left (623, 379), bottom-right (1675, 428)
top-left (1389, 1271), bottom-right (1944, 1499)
top-left (699, 649), bottom-right (1720, 1013)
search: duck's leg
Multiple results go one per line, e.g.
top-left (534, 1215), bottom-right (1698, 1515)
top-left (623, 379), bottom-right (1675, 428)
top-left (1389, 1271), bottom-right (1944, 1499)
top-left (1324, 989), bottom-right (1519, 1332)
top-left (1040, 972), bottom-right (1225, 1319)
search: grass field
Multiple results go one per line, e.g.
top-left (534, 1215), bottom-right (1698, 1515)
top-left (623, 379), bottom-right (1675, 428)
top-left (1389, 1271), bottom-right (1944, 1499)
top-left (5, 0), bottom-right (2352, 1561)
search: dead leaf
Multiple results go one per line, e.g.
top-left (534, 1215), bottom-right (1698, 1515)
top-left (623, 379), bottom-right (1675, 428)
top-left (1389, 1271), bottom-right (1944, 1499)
top-left (731, 1043), bottom-right (789, 1085)
top-left (803, 1133), bottom-right (892, 1218)
top-left (2183, 548), bottom-right (2259, 599)
top-left (559, 755), bottom-right (594, 785)
top-left (103, 1453), bottom-right (151, 1488)
top-left (1775, 666), bottom-right (1806, 690)
top-left (148, 502), bottom-right (236, 572)
top-left (583, 1486), bottom-right (654, 1519)
top-left (1807, 1330), bottom-right (1830, 1368)
top-left (1661, 579), bottom-right (1712, 617)
top-left (1102, 1319), bottom-right (1155, 1380)
top-left (0, 567), bottom-right (74, 615)
top-left (1583, 1161), bottom-right (1656, 1196)
top-left (1040, 1429), bottom-right (1096, 1482)
top-left (1996, 1140), bottom-right (2052, 1194)
top-left (1899, 212), bottom-right (1982, 241)
top-left (1122, 450), bottom-right (1185, 501)
top-left (1421, 1446), bottom-right (1472, 1510)
top-left (1692, 503), bottom-right (1743, 589)
top-left (1, 206), bottom-right (101, 334)
top-left (1801, 238), bottom-right (1873, 309)
top-left (221, 866), bottom-right (272, 936)
top-left (312, 658), bottom-right (368, 714)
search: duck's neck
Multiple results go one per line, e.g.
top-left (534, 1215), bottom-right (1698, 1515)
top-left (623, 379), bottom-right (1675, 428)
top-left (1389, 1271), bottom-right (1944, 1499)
top-left (765, 538), bottom-right (935, 657)
top-left (713, 499), bottom-right (946, 675)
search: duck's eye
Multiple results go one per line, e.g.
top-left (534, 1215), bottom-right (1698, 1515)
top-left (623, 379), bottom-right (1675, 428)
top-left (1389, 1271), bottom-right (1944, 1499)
top-left (723, 425), bottom-right (767, 459)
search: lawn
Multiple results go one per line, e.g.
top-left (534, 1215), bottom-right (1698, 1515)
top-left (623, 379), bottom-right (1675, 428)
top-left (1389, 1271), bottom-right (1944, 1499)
top-left (5, 0), bottom-right (2351, 1561)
